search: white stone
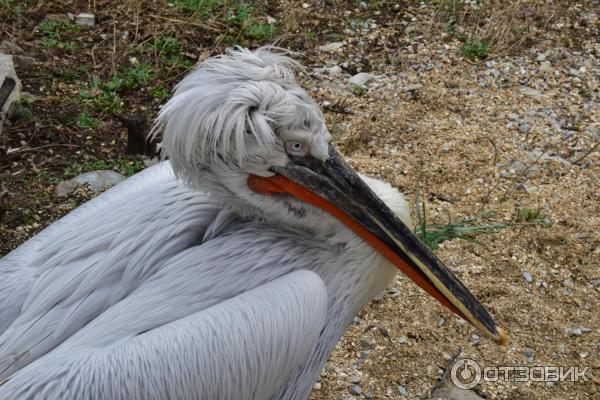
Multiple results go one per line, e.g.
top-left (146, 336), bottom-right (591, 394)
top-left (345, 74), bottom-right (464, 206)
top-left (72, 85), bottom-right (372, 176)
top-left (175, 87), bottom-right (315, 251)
top-left (75, 12), bottom-right (95, 26)
top-left (56, 170), bottom-right (126, 197)
top-left (348, 72), bottom-right (374, 88)
top-left (317, 42), bottom-right (345, 53)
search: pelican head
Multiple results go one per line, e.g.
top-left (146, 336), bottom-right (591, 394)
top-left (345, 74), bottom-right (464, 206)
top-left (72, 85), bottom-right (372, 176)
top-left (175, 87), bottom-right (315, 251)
top-left (154, 47), bottom-right (507, 345)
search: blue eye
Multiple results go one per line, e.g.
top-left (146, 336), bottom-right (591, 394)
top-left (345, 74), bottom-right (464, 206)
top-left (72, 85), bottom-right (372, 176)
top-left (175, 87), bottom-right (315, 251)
top-left (285, 141), bottom-right (309, 156)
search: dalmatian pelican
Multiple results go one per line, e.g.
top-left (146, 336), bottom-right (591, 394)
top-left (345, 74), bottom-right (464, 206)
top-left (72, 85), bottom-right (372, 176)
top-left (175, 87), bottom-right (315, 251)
top-left (0, 47), bottom-right (506, 399)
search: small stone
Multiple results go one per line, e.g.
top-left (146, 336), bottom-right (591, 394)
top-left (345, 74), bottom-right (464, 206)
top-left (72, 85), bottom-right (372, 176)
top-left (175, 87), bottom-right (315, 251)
top-left (75, 12), bottom-right (95, 26)
top-left (566, 327), bottom-right (583, 337)
top-left (56, 170), bottom-right (127, 197)
top-left (522, 271), bottom-right (533, 283)
top-left (397, 385), bottom-right (407, 396)
top-left (364, 391), bottom-right (373, 399)
top-left (349, 385), bottom-right (362, 395)
top-left (313, 382), bottom-right (321, 390)
top-left (589, 279), bottom-right (600, 288)
top-left (518, 122), bottom-right (531, 134)
top-left (471, 334), bottom-right (480, 346)
top-left (348, 72), bottom-right (374, 88)
top-left (563, 278), bottom-right (574, 288)
top-left (539, 61), bottom-right (554, 74)
top-left (324, 65), bottom-right (342, 76)
top-left (398, 336), bottom-right (407, 344)
top-left (536, 53), bottom-right (546, 62)
top-left (349, 372), bottom-right (362, 384)
top-left (524, 347), bottom-right (534, 362)
top-left (317, 42), bottom-right (344, 53)
top-left (143, 157), bottom-right (159, 168)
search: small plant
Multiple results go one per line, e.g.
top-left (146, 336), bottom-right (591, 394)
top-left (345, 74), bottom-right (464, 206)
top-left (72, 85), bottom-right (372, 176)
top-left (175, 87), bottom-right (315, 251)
top-left (147, 36), bottom-right (194, 70)
top-left (171, 0), bottom-right (224, 19)
top-left (150, 85), bottom-right (170, 100)
top-left (517, 207), bottom-right (544, 223)
top-left (461, 37), bottom-right (490, 60)
top-left (0, 0), bottom-right (23, 15)
top-left (74, 111), bottom-right (98, 128)
top-left (76, 76), bottom-right (124, 115)
top-left (350, 84), bottom-right (367, 96)
top-left (117, 63), bottom-right (156, 91)
top-left (415, 191), bottom-right (509, 251)
top-left (35, 20), bottom-right (79, 50)
top-left (67, 157), bottom-right (144, 177)
top-left (245, 23), bottom-right (274, 41)
top-left (222, 3), bottom-right (275, 43)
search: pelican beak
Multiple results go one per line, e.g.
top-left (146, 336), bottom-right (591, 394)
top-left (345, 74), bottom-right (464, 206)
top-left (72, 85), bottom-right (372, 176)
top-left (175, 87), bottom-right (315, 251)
top-left (248, 144), bottom-right (507, 345)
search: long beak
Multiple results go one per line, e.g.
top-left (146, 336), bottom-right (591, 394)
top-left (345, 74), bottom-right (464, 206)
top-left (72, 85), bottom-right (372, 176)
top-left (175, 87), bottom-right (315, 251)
top-left (248, 145), bottom-right (507, 345)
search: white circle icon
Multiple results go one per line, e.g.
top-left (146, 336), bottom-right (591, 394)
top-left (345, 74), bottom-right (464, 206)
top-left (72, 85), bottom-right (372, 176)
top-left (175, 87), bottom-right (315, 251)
top-left (451, 358), bottom-right (481, 389)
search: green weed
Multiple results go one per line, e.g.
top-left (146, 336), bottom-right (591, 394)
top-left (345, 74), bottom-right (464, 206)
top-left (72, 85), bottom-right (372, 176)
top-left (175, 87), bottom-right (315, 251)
top-left (415, 192), bottom-right (509, 251)
top-left (517, 207), bottom-right (544, 223)
top-left (461, 37), bottom-right (490, 60)
top-left (74, 111), bottom-right (98, 128)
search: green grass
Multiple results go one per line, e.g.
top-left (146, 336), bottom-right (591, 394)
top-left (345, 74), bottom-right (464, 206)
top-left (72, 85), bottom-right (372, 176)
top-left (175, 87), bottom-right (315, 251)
top-left (67, 157), bottom-right (145, 177)
top-left (171, 0), bottom-right (224, 19)
top-left (146, 36), bottom-right (195, 70)
top-left (517, 207), bottom-right (544, 223)
top-left (149, 85), bottom-right (171, 100)
top-left (35, 20), bottom-right (80, 50)
top-left (461, 37), bottom-right (490, 60)
top-left (74, 111), bottom-right (98, 128)
top-left (414, 192), bottom-right (509, 251)
top-left (244, 22), bottom-right (274, 41)
top-left (76, 76), bottom-right (124, 115)
top-left (0, 0), bottom-right (23, 15)
top-left (350, 84), bottom-right (367, 96)
top-left (170, 1), bottom-right (275, 44)
top-left (116, 63), bottom-right (156, 91)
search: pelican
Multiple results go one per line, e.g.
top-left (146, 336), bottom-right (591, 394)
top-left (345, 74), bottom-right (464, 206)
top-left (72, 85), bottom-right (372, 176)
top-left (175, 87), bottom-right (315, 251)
top-left (0, 47), bottom-right (506, 399)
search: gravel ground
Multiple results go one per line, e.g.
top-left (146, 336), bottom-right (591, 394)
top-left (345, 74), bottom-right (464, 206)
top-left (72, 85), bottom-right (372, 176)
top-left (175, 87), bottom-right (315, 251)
top-left (1, 1), bottom-right (599, 399)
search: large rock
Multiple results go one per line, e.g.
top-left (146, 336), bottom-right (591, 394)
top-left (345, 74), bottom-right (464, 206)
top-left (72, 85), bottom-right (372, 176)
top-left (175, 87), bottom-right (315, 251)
top-left (56, 170), bottom-right (127, 197)
top-left (0, 53), bottom-right (22, 116)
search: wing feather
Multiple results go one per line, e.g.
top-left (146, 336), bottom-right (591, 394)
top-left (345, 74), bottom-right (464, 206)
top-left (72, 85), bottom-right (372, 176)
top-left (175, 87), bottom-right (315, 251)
top-left (0, 270), bottom-right (328, 400)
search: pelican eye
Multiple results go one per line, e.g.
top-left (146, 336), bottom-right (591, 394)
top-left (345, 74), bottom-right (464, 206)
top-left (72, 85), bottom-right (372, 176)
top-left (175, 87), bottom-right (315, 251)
top-left (285, 141), bottom-right (309, 157)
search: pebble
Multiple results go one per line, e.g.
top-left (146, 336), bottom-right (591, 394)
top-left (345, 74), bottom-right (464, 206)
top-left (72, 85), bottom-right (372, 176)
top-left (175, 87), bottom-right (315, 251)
top-left (471, 334), bottom-right (480, 346)
top-left (539, 61), bottom-right (554, 74)
top-left (348, 72), bottom-right (374, 88)
top-left (524, 346), bottom-right (534, 362)
top-left (349, 372), bottom-right (362, 384)
top-left (317, 42), bottom-right (345, 53)
top-left (522, 271), bottom-right (533, 283)
top-left (397, 384), bottom-right (407, 396)
top-left (313, 382), bottom-right (321, 390)
top-left (518, 122), bottom-right (531, 133)
top-left (56, 170), bottom-right (126, 197)
top-left (349, 385), bottom-right (361, 395)
top-left (75, 12), bottom-right (95, 26)
top-left (565, 327), bottom-right (593, 337)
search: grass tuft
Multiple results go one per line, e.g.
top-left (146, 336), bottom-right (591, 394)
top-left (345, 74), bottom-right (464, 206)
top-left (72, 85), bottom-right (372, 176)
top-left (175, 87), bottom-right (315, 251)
top-left (461, 38), bottom-right (490, 60)
top-left (414, 190), bottom-right (509, 251)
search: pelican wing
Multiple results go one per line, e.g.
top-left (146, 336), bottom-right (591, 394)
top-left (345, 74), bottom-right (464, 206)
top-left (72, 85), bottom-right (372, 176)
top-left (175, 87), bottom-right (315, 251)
top-left (0, 270), bottom-right (328, 400)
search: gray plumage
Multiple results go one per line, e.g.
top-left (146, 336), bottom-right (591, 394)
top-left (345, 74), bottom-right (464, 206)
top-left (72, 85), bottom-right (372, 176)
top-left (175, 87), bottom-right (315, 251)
top-left (0, 47), bottom-right (411, 399)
